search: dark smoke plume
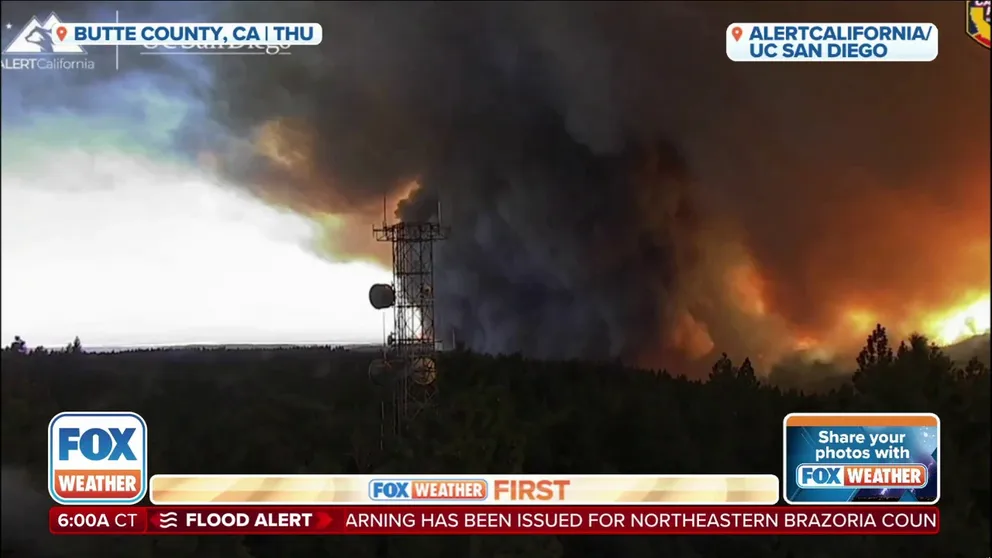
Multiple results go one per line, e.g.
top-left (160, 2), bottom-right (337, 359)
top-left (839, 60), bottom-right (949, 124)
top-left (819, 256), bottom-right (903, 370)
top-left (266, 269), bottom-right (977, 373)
top-left (192, 2), bottom-right (739, 370)
top-left (188, 2), bottom-right (989, 373)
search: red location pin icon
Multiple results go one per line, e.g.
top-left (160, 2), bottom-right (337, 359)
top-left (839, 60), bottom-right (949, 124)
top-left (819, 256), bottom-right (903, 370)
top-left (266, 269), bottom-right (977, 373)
top-left (55, 26), bottom-right (67, 41)
top-left (731, 26), bottom-right (743, 42)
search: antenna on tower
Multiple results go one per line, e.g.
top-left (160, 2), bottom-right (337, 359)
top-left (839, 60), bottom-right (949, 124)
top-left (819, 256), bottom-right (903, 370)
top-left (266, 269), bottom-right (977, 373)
top-left (381, 312), bottom-right (387, 358)
top-left (367, 198), bottom-right (449, 449)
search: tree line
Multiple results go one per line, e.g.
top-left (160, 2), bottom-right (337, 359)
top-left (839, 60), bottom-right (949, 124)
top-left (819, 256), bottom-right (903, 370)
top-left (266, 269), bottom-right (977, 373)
top-left (0, 325), bottom-right (987, 557)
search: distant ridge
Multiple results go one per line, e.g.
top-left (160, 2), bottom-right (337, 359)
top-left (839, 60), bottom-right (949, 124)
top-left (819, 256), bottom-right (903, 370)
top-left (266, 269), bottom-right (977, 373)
top-left (85, 343), bottom-right (383, 353)
top-left (943, 333), bottom-right (991, 366)
top-left (42, 333), bottom-right (992, 365)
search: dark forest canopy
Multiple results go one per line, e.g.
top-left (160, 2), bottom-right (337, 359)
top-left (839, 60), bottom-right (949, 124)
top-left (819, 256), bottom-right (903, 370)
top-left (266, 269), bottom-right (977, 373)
top-left (0, 326), bottom-right (988, 557)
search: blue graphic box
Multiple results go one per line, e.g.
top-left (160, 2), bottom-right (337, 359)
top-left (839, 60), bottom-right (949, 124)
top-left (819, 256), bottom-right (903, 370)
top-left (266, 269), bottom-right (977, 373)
top-left (783, 413), bottom-right (939, 505)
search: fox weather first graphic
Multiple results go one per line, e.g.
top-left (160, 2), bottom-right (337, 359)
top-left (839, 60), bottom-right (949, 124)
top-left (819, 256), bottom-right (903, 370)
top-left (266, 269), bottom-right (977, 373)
top-left (48, 412), bottom-right (148, 505)
top-left (783, 413), bottom-right (939, 505)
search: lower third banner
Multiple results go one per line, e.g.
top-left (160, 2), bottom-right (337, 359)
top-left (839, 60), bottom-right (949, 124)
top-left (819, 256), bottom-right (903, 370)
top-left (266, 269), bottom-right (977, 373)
top-left (50, 505), bottom-right (939, 535)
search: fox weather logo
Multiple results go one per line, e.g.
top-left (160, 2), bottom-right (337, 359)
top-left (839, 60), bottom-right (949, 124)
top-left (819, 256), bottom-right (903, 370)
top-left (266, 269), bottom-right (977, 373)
top-left (2, 12), bottom-right (95, 71)
top-left (48, 411), bottom-right (148, 505)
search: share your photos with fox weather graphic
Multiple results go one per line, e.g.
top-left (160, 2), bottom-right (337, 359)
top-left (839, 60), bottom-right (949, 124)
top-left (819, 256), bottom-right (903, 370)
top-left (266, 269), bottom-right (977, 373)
top-left (783, 413), bottom-right (939, 505)
top-left (48, 411), bottom-right (148, 505)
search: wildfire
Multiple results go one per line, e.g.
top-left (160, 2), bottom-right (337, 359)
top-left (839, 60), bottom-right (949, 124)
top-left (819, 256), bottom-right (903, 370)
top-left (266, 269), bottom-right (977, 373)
top-left (845, 309), bottom-right (877, 333)
top-left (726, 256), bottom-right (990, 361)
top-left (729, 261), bottom-right (767, 317)
top-left (922, 293), bottom-right (992, 346)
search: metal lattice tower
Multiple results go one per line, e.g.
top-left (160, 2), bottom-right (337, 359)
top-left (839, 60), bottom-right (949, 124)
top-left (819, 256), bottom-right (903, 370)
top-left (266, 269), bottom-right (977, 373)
top-left (368, 212), bottom-right (448, 446)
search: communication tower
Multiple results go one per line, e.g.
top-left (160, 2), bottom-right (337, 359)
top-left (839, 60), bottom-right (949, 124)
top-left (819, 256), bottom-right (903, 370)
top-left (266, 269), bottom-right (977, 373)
top-left (367, 201), bottom-right (449, 446)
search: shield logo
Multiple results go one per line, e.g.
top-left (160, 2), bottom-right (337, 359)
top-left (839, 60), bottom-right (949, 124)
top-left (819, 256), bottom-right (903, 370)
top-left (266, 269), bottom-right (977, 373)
top-left (967, 1), bottom-right (991, 49)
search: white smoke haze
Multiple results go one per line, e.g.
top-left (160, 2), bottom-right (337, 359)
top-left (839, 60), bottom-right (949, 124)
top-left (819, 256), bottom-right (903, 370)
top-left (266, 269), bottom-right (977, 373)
top-left (0, 150), bottom-right (391, 348)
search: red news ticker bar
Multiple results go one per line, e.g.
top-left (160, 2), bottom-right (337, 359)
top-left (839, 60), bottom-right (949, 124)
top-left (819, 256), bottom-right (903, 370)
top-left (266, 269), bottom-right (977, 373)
top-left (50, 506), bottom-right (939, 536)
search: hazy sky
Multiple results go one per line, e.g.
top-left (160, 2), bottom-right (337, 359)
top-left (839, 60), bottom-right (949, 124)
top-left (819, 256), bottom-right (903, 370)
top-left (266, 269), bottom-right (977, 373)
top-left (1, 124), bottom-right (391, 348)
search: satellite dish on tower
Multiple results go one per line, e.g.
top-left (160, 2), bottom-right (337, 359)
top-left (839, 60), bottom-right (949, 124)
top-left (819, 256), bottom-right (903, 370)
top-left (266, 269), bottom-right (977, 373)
top-left (368, 283), bottom-right (396, 310)
top-left (368, 358), bottom-right (393, 385)
top-left (409, 357), bottom-right (438, 386)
